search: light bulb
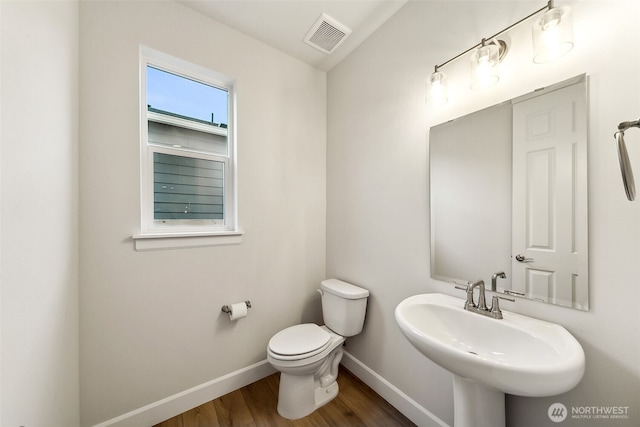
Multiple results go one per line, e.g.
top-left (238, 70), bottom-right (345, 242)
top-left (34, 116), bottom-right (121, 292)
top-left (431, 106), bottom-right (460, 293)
top-left (470, 43), bottom-right (499, 90)
top-left (429, 70), bottom-right (448, 106)
top-left (540, 8), bottom-right (562, 30)
top-left (533, 6), bottom-right (574, 63)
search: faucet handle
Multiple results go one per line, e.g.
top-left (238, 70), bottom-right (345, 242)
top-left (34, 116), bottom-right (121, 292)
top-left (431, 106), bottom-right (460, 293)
top-left (490, 295), bottom-right (515, 319)
top-left (455, 284), bottom-right (476, 309)
top-left (464, 281), bottom-right (480, 309)
top-left (490, 296), bottom-right (503, 319)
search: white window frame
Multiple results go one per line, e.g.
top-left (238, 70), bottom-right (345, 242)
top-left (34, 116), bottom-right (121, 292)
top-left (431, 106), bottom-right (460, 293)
top-left (133, 46), bottom-right (241, 250)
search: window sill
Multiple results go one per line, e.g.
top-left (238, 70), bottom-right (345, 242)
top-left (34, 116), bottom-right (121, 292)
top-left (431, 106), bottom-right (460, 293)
top-left (132, 230), bottom-right (243, 251)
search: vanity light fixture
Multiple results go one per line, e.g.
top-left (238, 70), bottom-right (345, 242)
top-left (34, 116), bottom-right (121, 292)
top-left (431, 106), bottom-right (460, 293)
top-left (532, 2), bottom-right (574, 63)
top-left (428, 67), bottom-right (448, 106)
top-left (428, 0), bottom-right (573, 105)
top-left (470, 38), bottom-right (503, 90)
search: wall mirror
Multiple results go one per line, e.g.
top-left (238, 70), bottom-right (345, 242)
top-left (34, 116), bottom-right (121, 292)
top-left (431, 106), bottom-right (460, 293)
top-left (430, 74), bottom-right (588, 310)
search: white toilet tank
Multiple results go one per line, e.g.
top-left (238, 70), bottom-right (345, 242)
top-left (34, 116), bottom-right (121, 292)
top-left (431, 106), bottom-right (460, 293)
top-left (320, 279), bottom-right (369, 337)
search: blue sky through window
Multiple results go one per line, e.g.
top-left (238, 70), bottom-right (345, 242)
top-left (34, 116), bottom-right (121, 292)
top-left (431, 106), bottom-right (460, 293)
top-left (147, 66), bottom-right (228, 126)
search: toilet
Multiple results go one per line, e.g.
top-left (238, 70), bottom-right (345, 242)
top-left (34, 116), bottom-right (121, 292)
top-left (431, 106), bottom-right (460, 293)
top-left (267, 279), bottom-right (369, 419)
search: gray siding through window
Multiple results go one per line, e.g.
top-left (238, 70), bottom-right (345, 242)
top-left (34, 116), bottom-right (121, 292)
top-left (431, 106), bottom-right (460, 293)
top-left (153, 152), bottom-right (224, 220)
top-left (148, 121), bottom-right (227, 155)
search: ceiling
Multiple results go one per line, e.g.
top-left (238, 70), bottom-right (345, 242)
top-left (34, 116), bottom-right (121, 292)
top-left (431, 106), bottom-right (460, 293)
top-left (179, 0), bottom-right (410, 71)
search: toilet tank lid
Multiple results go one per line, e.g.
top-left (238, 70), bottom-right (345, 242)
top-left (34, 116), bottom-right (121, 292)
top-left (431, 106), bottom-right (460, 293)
top-left (321, 279), bottom-right (369, 299)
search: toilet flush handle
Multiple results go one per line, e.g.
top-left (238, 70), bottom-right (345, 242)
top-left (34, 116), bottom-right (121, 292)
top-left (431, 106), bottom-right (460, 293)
top-left (317, 289), bottom-right (324, 296)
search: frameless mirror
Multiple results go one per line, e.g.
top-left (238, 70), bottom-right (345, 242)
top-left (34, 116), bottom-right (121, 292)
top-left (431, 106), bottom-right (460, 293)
top-left (430, 75), bottom-right (588, 310)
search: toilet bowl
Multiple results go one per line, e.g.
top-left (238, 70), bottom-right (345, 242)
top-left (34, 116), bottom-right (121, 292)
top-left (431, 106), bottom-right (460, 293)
top-left (266, 279), bottom-right (369, 419)
top-left (267, 324), bottom-right (345, 419)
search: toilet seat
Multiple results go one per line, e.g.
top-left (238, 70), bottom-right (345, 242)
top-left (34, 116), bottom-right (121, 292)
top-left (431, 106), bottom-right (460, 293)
top-left (268, 323), bottom-right (332, 361)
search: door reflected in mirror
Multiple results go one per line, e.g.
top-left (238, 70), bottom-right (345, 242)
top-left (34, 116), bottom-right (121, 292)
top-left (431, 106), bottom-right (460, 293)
top-left (430, 75), bottom-right (588, 310)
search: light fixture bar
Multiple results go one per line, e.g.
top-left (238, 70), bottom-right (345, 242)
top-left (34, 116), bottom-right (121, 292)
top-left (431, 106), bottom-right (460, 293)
top-left (434, 0), bottom-right (553, 72)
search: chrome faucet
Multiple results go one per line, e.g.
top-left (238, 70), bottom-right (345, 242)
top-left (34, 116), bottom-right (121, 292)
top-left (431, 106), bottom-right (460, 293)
top-left (491, 271), bottom-right (506, 292)
top-left (461, 279), bottom-right (511, 319)
top-left (465, 279), bottom-right (488, 311)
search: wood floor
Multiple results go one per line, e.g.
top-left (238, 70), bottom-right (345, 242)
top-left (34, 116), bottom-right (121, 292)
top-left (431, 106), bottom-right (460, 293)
top-left (153, 367), bottom-right (416, 427)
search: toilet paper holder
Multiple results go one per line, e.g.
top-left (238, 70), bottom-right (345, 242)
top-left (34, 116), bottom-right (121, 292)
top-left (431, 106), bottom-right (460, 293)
top-left (221, 300), bottom-right (252, 314)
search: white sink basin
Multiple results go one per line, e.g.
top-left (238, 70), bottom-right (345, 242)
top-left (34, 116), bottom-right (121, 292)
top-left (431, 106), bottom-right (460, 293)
top-left (395, 293), bottom-right (585, 397)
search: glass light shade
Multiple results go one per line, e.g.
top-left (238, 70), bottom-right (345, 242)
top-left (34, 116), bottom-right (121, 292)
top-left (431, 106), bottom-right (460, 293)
top-left (429, 70), bottom-right (449, 106)
top-left (532, 6), bottom-right (574, 63)
top-left (470, 43), bottom-right (500, 90)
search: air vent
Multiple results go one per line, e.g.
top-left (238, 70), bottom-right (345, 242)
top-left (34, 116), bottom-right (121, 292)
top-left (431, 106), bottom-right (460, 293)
top-left (303, 13), bottom-right (352, 54)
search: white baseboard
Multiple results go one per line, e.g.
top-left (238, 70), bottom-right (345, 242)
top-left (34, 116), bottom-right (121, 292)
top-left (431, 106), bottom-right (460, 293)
top-left (341, 351), bottom-right (450, 427)
top-left (92, 360), bottom-right (276, 427)
top-left (92, 352), bottom-right (447, 427)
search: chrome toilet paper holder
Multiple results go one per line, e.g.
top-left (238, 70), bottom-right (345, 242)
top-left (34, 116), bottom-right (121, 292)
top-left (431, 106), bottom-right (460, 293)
top-left (221, 300), bottom-right (252, 314)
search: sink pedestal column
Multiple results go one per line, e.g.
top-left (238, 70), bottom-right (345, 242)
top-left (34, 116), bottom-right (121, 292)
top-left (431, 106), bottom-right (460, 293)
top-left (453, 375), bottom-right (505, 427)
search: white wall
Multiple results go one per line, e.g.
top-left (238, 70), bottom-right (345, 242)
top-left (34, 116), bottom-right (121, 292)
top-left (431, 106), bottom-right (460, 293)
top-left (79, 1), bottom-right (326, 425)
top-left (328, 1), bottom-right (640, 426)
top-left (0, 1), bottom-right (80, 426)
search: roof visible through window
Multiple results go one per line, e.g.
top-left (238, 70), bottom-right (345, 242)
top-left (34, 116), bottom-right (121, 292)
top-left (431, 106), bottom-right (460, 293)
top-left (146, 66), bottom-right (228, 127)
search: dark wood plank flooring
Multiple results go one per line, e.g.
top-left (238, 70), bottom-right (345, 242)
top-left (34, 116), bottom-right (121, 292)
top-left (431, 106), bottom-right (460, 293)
top-left (154, 367), bottom-right (416, 427)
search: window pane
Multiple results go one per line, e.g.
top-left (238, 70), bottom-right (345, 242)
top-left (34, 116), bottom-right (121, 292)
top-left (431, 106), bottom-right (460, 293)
top-left (147, 66), bottom-right (228, 127)
top-left (153, 153), bottom-right (224, 220)
top-left (148, 122), bottom-right (227, 156)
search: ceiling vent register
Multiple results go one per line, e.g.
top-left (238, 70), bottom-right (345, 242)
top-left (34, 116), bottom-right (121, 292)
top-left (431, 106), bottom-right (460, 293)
top-left (303, 13), bottom-right (352, 54)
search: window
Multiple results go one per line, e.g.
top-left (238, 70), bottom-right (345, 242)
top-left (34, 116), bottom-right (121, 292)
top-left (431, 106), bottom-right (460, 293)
top-left (134, 47), bottom-right (240, 249)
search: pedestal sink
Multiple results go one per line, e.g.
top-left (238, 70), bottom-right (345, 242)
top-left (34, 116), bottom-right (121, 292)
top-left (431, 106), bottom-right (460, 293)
top-left (395, 293), bottom-right (585, 427)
